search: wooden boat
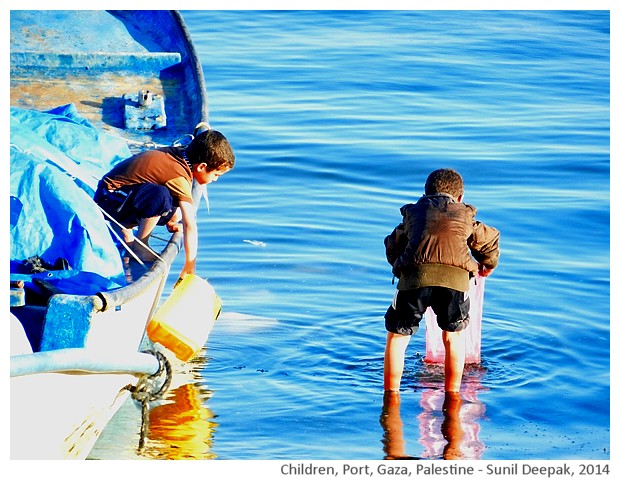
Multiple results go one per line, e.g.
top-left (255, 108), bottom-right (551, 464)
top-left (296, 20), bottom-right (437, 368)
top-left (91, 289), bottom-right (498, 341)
top-left (10, 10), bottom-right (208, 459)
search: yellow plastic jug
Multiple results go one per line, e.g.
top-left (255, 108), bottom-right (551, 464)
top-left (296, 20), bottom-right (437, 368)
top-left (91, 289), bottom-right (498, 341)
top-left (147, 274), bottom-right (222, 362)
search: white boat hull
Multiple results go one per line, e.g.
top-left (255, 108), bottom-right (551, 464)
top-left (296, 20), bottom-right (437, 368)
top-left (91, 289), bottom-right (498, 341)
top-left (11, 372), bottom-right (135, 459)
top-left (10, 266), bottom-right (166, 459)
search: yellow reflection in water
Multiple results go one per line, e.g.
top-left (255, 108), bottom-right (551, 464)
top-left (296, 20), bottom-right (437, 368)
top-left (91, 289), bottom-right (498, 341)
top-left (140, 382), bottom-right (218, 459)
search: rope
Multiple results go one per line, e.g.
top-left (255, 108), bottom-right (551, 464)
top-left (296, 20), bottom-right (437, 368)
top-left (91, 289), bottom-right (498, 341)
top-left (148, 233), bottom-right (171, 243)
top-left (122, 350), bottom-right (173, 451)
top-left (172, 133), bottom-right (194, 147)
top-left (124, 139), bottom-right (162, 150)
top-left (97, 205), bottom-right (167, 267)
top-left (194, 121), bottom-right (211, 135)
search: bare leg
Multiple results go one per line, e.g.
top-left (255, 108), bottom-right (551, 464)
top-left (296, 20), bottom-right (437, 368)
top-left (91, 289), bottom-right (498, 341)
top-left (442, 330), bottom-right (465, 392)
top-left (136, 216), bottom-right (160, 243)
top-left (131, 216), bottom-right (162, 262)
top-left (110, 221), bottom-right (135, 244)
top-left (384, 332), bottom-right (411, 392)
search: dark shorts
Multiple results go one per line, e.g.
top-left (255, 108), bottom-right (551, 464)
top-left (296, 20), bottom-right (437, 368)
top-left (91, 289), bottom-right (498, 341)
top-left (385, 286), bottom-right (470, 335)
top-left (94, 182), bottom-right (175, 227)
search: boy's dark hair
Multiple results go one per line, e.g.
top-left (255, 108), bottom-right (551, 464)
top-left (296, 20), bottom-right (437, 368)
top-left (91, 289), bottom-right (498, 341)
top-left (185, 130), bottom-right (235, 171)
top-left (424, 168), bottom-right (464, 198)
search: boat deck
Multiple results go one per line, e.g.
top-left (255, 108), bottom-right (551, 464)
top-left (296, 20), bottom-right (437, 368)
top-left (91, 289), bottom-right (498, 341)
top-left (10, 11), bottom-right (157, 53)
top-left (10, 10), bottom-right (198, 148)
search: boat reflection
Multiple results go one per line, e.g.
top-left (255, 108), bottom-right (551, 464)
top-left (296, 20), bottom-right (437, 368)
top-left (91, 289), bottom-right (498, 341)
top-left (380, 367), bottom-right (486, 460)
top-left (139, 381), bottom-right (218, 459)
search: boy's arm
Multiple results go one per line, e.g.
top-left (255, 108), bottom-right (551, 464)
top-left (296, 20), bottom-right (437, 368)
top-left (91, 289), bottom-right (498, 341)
top-left (391, 215), bottom-right (419, 278)
top-left (178, 200), bottom-right (199, 279)
top-left (384, 223), bottom-right (407, 266)
top-left (469, 221), bottom-right (500, 272)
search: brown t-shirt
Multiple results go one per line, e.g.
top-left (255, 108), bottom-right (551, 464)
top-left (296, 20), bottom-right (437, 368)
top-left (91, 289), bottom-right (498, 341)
top-left (100, 147), bottom-right (193, 204)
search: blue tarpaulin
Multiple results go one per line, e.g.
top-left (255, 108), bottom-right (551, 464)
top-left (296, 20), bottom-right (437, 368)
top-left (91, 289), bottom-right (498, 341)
top-left (10, 105), bottom-right (131, 289)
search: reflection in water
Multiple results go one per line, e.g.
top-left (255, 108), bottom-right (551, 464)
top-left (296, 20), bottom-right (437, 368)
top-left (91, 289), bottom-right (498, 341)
top-left (440, 393), bottom-right (465, 459)
top-left (381, 367), bottom-right (486, 460)
top-left (380, 392), bottom-right (419, 460)
top-left (139, 382), bottom-right (218, 459)
top-left (418, 372), bottom-right (486, 459)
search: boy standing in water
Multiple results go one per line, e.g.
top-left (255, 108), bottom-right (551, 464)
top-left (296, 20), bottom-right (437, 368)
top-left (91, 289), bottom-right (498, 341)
top-left (95, 129), bottom-right (235, 280)
top-left (383, 168), bottom-right (500, 393)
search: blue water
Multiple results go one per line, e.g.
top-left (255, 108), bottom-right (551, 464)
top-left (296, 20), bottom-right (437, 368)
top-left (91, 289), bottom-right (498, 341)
top-left (90, 10), bottom-right (610, 460)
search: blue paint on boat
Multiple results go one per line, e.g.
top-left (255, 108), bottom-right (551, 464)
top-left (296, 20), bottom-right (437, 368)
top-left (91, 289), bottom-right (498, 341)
top-left (10, 10), bottom-right (207, 361)
top-left (10, 10), bottom-right (208, 147)
top-left (10, 10), bottom-right (209, 458)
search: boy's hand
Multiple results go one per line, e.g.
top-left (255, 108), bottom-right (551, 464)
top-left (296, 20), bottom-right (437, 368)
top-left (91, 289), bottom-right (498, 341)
top-left (166, 221), bottom-right (183, 233)
top-left (478, 264), bottom-right (494, 277)
top-left (179, 258), bottom-right (197, 281)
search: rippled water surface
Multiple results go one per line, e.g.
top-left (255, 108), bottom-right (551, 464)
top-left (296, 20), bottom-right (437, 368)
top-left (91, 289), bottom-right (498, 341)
top-left (90, 10), bottom-right (610, 460)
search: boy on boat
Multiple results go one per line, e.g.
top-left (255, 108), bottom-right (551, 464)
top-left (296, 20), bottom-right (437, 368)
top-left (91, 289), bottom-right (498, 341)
top-left (383, 168), bottom-right (500, 393)
top-left (94, 129), bottom-right (235, 279)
